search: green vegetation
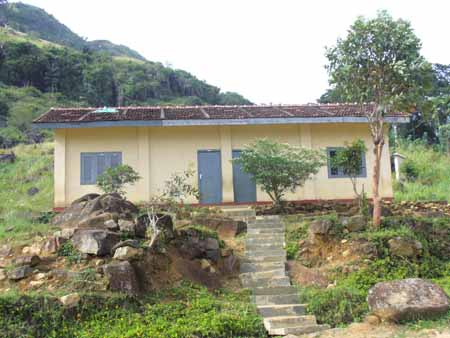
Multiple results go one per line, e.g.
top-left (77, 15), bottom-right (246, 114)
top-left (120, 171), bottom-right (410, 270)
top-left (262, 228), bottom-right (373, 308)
top-left (0, 282), bottom-right (266, 338)
top-left (96, 164), bottom-right (141, 197)
top-left (395, 140), bottom-right (450, 201)
top-left (0, 3), bottom-right (251, 148)
top-left (0, 2), bottom-right (142, 58)
top-left (325, 10), bottom-right (431, 227)
top-left (291, 214), bottom-right (450, 327)
top-left (57, 241), bottom-right (83, 265)
top-left (0, 143), bottom-right (54, 243)
top-left (233, 139), bottom-right (325, 208)
top-left (331, 139), bottom-right (368, 214)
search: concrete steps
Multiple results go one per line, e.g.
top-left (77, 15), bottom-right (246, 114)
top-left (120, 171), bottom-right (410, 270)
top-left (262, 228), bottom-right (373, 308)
top-left (239, 215), bottom-right (330, 336)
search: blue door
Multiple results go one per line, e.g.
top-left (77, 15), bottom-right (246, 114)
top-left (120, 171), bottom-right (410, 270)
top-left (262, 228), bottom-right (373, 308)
top-left (198, 150), bottom-right (222, 204)
top-left (232, 150), bottom-right (257, 203)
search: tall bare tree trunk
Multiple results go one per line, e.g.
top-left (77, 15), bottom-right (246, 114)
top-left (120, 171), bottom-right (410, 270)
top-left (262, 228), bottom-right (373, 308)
top-left (372, 139), bottom-right (384, 228)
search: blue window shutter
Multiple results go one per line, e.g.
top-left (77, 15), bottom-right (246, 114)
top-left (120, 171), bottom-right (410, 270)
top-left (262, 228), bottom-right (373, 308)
top-left (81, 152), bottom-right (122, 185)
top-left (97, 153), bottom-right (107, 176)
top-left (110, 152), bottom-right (122, 167)
top-left (81, 153), bottom-right (96, 184)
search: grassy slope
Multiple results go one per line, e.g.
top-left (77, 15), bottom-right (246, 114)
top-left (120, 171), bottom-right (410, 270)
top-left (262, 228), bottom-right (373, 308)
top-left (394, 140), bottom-right (450, 201)
top-left (0, 143), bottom-right (55, 243)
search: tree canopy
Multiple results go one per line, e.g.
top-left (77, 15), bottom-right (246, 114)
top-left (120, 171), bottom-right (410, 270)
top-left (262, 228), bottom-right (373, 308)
top-left (233, 139), bottom-right (325, 207)
top-left (325, 10), bottom-right (430, 227)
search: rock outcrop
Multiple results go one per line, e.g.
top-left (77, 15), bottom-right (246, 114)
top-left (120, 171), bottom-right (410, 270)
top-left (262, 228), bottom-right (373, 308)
top-left (388, 237), bottom-right (422, 258)
top-left (103, 261), bottom-right (139, 294)
top-left (368, 278), bottom-right (449, 321)
top-left (71, 230), bottom-right (120, 256)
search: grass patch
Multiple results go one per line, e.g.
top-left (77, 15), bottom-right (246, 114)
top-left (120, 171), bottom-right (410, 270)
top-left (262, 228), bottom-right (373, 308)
top-left (0, 143), bottom-right (55, 244)
top-left (0, 282), bottom-right (266, 338)
top-left (394, 140), bottom-right (450, 201)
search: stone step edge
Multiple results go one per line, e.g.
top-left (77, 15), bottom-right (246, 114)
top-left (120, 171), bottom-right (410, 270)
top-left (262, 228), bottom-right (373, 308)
top-left (268, 324), bottom-right (330, 336)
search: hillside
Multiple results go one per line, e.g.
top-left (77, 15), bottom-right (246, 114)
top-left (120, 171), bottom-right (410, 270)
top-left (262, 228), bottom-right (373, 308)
top-left (0, 2), bottom-right (146, 60)
top-left (0, 2), bottom-right (251, 148)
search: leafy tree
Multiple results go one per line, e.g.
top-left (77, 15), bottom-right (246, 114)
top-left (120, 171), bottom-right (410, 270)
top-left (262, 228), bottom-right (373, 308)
top-left (96, 164), bottom-right (141, 197)
top-left (325, 10), bottom-right (431, 227)
top-left (331, 139), bottom-right (368, 213)
top-left (233, 139), bottom-right (325, 208)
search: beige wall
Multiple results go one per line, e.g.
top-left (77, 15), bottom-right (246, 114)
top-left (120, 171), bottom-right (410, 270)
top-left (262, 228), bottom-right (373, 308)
top-left (54, 123), bottom-right (393, 207)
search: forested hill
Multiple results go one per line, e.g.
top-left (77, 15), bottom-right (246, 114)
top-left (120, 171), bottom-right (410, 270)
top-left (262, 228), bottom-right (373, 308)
top-left (0, 2), bottom-right (146, 60)
top-left (0, 2), bottom-right (251, 147)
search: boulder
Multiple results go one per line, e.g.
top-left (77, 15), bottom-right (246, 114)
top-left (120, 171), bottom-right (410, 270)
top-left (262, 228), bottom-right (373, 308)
top-left (192, 216), bottom-right (246, 238)
top-left (388, 237), bottom-right (422, 258)
top-left (137, 213), bottom-right (175, 240)
top-left (308, 219), bottom-right (333, 243)
top-left (13, 255), bottom-right (41, 267)
top-left (54, 228), bottom-right (77, 240)
top-left (59, 293), bottom-right (80, 308)
top-left (368, 278), bottom-right (450, 321)
top-left (351, 239), bottom-right (378, 258)
top-left (71, 230), bottom-right (120, 256)
top-left (118, 219), bottom-right (137, 234)
top-left (341, 215), bottom-right (367, 232)
top-left (8, 265), bottom-right (33, 280)
top-left (113, 246), bottom-right (143, 261)
top-left (41, 236), bottom-right (67, 256)
top-left (103, 261), bottom-right (139, 294)
top-left (22, 243), bottom-right (42, 255)
top-left (111, 240), bottom-right (141, 253)
top-left (77, 212), bottom-right (116, 229)
top-left (0, 244), bottom-right (11, 257)
top-left (52, 193), bottom-right (138, 228)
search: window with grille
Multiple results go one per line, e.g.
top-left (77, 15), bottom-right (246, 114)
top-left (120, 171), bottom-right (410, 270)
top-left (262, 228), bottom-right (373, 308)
top-left (80, 152), bottom-right (122, 185)
top-left (327, 147), bottom-right (366, 178)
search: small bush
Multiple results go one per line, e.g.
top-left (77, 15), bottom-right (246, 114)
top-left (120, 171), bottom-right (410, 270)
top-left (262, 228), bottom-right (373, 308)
top-left (286, 242), bottom-right (299, 260)
top-left (96, 164), bottom-right (141, 197)
top-left (401, 158), bottom-right (420, 182)
top-left (57, 241), bottom-right (82, 265)
top-left (298, 286), bottom-right (367, 327)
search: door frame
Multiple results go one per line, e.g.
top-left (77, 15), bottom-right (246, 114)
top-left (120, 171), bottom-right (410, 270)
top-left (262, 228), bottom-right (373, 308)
top-left (197, 149), bottom-right (222, 204)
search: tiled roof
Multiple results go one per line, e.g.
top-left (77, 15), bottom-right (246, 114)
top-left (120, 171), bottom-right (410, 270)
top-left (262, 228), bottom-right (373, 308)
top-left (33, 104), bottom-right (409, 124)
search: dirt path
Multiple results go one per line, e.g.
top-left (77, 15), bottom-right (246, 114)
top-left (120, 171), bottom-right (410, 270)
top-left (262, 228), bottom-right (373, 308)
top-left (294, 322), bottom-right (450, 338)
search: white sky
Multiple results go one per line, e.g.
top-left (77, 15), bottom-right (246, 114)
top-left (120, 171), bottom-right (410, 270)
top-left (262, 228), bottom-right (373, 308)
top-left (18, 0), bottom-right (450, 104)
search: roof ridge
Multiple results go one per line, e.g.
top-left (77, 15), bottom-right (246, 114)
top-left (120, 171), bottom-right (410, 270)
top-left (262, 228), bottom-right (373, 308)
top-left (50, 103), bottom-right (376, 111)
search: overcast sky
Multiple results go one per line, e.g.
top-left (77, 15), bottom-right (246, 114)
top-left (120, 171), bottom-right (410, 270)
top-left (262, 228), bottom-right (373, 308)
top-left (18, 0), bottom-right (450, 104)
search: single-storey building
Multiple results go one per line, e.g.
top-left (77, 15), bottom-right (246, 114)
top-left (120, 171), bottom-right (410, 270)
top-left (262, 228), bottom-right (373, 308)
top-left (33, 104), bottom-right (409, 209)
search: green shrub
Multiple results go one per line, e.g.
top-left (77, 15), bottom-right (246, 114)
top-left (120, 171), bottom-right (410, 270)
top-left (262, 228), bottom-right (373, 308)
top-left (233, 138), bottom-right (325, 207)
top-left (298, 286), bottom-right (367, 327)
top-left (400, 158), bottom-right (420, 181)
top-left (286, 242), bottom-right (299, 260)
top-left (57, 241), bottom-right (82, 265)
top-left (96, 164), bottom-right (141, 197)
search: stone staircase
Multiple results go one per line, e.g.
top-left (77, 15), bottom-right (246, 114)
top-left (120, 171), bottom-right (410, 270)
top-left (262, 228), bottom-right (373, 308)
top-left (240, 215), bottom-right (330, 336)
